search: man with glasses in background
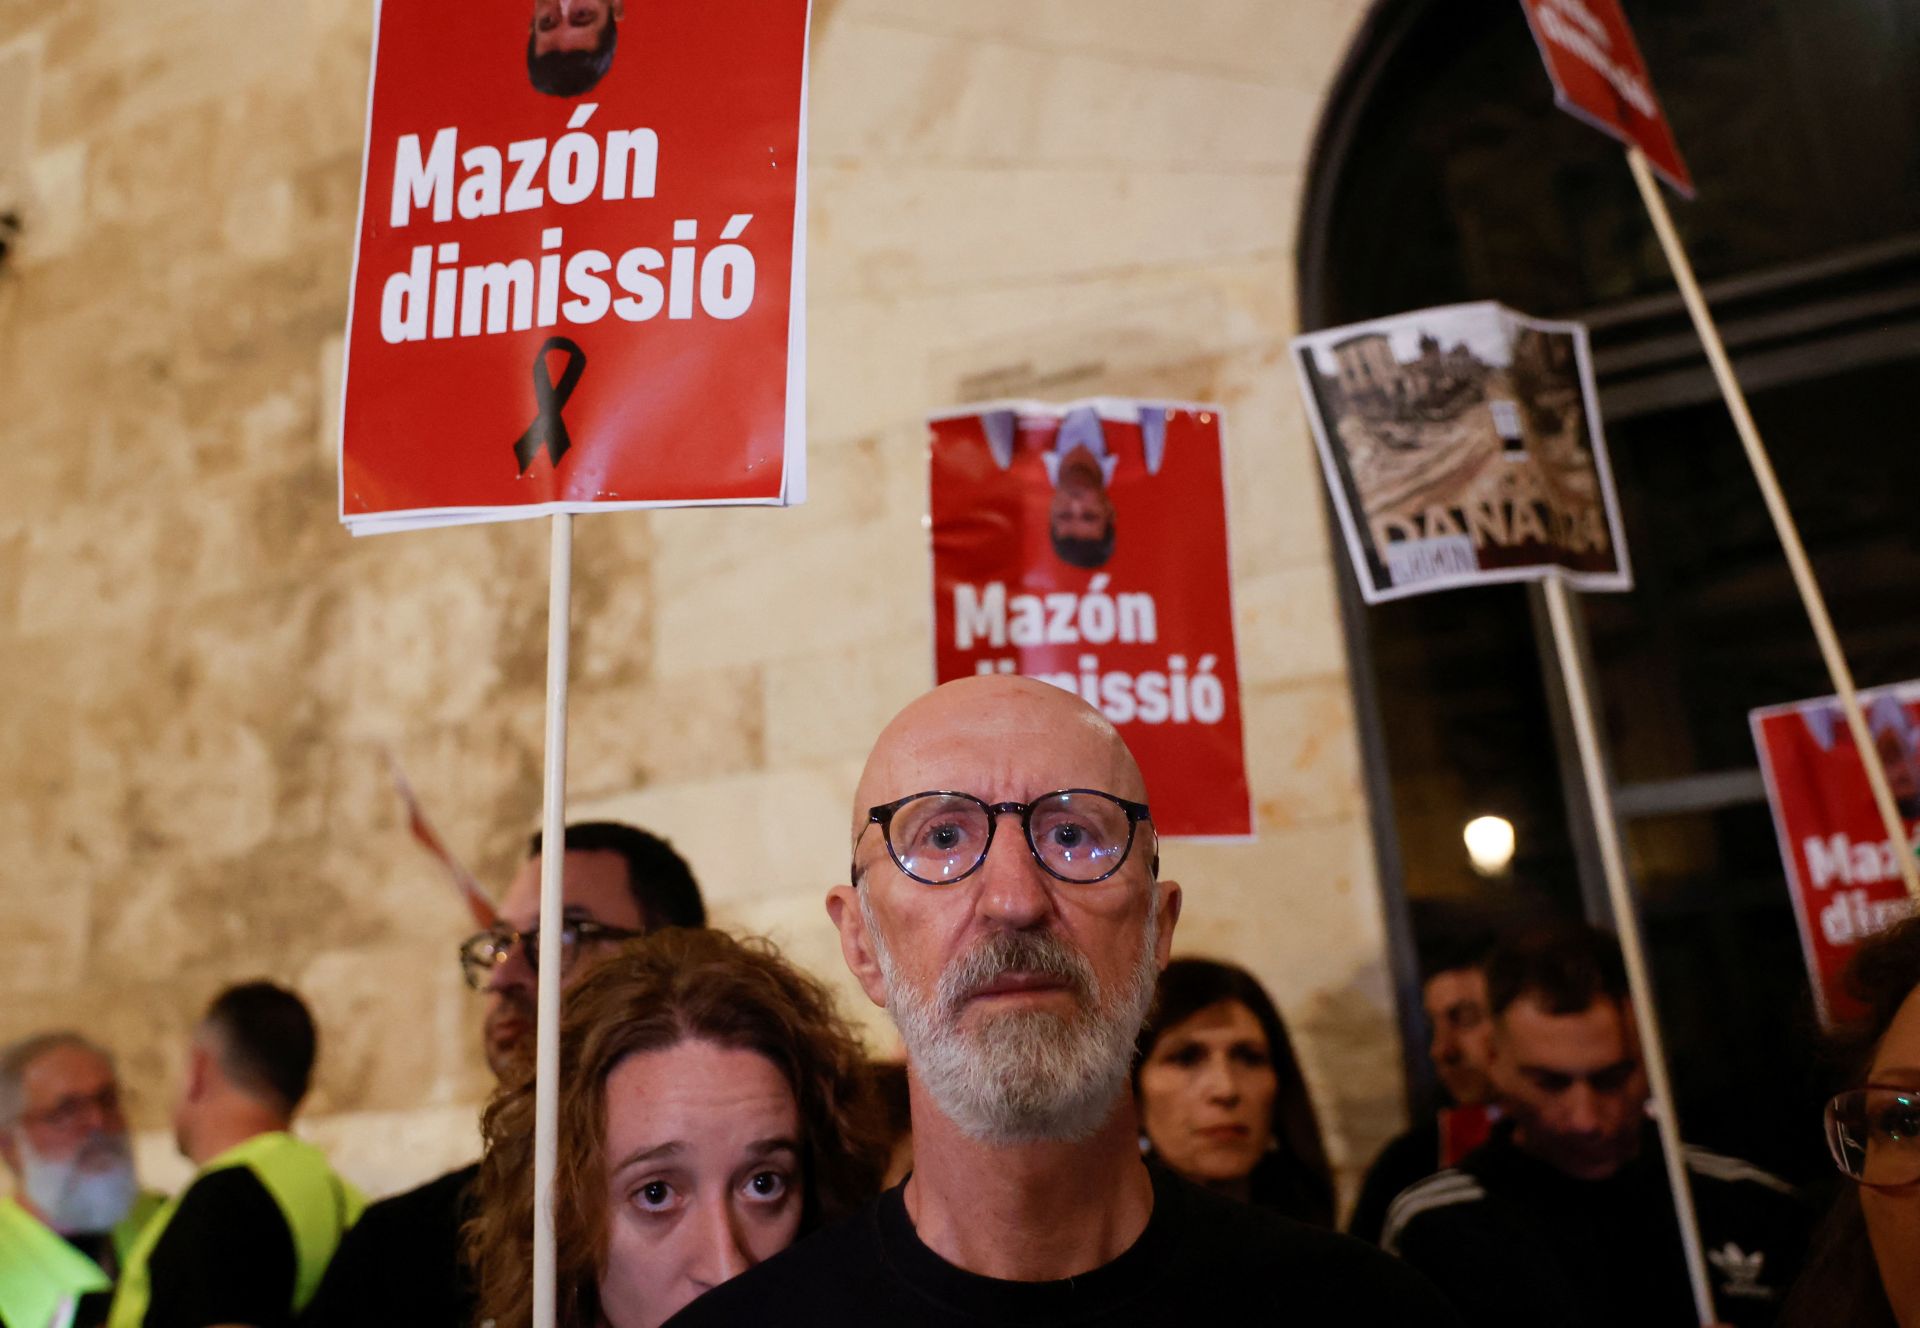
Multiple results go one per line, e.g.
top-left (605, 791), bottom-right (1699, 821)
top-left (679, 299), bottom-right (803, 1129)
top-left (1384, 924), bottom-right (1811, 1327)
top-left (302, 821), bottom-right (703, 1328)
top-left (1, 1033), bottom-right (162, 1328)
top-left (671, 676), bottom-right (1455, 1326)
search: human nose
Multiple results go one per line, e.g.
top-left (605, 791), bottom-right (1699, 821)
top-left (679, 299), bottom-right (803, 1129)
top-left (76, 1092), bottom-right (121, 1135)
top-left (1563, 1083), bottom-right (1601, 1135)
top-left (687, 1197), bottom-right (754, 1291)
top-left (972, 814), bottom-right (1054, 930)
top-left (1199, 1055), bottom-right (1239, 1105)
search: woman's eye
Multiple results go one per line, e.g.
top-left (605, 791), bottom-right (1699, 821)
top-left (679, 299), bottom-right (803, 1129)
top-left (1231, 1045), bottom-right (1272, 1069)
top-left (1166, 1043), bottom-right (1206, 1068)
top-left (745, 1170), bottom-right (790, 1200)
top-left (632, 1180), bottom-right (675, 1212)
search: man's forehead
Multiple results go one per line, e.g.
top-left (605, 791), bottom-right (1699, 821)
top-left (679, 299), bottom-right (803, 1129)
top-left (852, 679), bottom-right (1145, 834)
top-left (24, 1044), bottom-right (113, 1097)
top-left (1502, 999), bottom-right (1632, 1059)
top-left (499, 848), bottom-right (639, 926)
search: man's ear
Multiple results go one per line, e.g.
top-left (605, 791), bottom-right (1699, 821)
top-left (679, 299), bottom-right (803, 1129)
top-left (1152, 879), bottom-right (1182, 969)
top-left (0, 1126), bottom-right (20, 1176)
top-left (184, 1042), bottom-right (213, 1104)
top-left (610, 0), bottom-right (625, 18)
top-left (826, 884), bottom-right (889, 1011)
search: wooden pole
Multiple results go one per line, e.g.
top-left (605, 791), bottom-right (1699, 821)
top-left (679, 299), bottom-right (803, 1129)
top-left (532, 513), bottom-right (573, 1328)
top-left (1626, 147), bottom-right (1920, 903)
top-left (1544, 575), bottom-right (1717, 1326)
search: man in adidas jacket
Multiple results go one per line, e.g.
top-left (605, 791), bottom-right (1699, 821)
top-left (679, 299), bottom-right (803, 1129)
top-left (1382, 924), bottom-right (1809, 1328)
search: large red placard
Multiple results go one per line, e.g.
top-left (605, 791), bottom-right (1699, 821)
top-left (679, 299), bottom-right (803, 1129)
top-left (1752, 684), bottom-right (1920, 1025)
top-left (341, 0), bottom-right (809, 533)
top-left (929, 402), bottom-right (1252, 839)
top-left (1520, 0), bottom-right (1693, 195)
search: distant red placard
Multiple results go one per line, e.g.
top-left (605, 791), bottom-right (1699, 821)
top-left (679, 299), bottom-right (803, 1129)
top-left (929, 402), bottom-right (1251, 839)
top-left (1520, 0), bottom-right (1693, 195)
top-left (340, 0), bottom-right (810, 533)
top-left (1752, 684), bottom-right (1920, 1025)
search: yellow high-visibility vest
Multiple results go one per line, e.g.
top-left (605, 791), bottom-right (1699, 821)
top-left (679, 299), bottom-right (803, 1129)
top-left (105, 1133), bottom-right (363, 1328)
top-left (0, 1191), bottom-right (162, 1328)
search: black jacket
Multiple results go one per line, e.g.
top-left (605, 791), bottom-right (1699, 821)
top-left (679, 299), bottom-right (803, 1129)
top-left (1384, 1121), bottom-right (1811, 1328)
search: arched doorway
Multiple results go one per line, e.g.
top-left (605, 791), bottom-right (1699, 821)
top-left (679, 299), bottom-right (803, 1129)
top-left (1299, 0), bottom-right (1920, 1178)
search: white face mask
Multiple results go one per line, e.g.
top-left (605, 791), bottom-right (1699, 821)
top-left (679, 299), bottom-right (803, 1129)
top-left (19, 1130), bottom-right (139, 1234)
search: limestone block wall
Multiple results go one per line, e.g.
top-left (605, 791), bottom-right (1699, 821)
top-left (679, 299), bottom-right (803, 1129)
top-left (0, 0), bottom-right (1401, 1204)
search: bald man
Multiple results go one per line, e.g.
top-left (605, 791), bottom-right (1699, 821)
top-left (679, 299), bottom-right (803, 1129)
top-left (669, 677), bottom-right (1458, 1326)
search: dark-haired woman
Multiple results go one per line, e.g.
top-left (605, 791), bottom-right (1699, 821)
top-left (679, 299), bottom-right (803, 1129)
top-left (1782, 913), bottom-right (1920, 1328)
top-left (1132, 957), bottom-right (1335, 1226)
top-left (464, 928), bottom-right (888, 1328)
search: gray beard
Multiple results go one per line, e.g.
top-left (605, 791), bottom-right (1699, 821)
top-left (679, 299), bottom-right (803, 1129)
top-left (864, 888), bottom-right (1160, 1145)
top-left (21, 1130), bottom-right (139, 1234)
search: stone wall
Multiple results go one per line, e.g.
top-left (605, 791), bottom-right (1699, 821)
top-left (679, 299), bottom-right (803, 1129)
top-left (0, 0), bottom-right (1401, 1204)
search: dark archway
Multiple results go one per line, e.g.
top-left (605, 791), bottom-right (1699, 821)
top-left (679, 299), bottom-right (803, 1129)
top-left (1299, 0), bottom-right (1920, 1178)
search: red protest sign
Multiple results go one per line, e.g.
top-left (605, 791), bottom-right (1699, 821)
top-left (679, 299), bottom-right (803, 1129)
top-left (1752, 684), bottom-right (1920, 1025)
top-left (341, 0), bottom-right (810, 534)
top-left (930, 402), bottom-right (1252, 839)
top-left (1520, 0), bottom-right (1693, 195)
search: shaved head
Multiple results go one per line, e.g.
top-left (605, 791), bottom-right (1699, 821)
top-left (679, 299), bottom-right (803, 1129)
top-left (851, 676), bottom-right (1149, 846)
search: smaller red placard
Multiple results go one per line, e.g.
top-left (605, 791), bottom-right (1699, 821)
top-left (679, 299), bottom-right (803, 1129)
top-left (1752, 683), bottom-right (1920, 1026)
top-left (929, 401), bottom-right (1252, 839)
top-left (1520, 0), bottom-right (1693, 195)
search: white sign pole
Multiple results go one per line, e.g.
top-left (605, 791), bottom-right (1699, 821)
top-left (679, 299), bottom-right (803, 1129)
top-left (532, 512), bottom-right (574, 1328)
top-left (1543, 574), bottom-right (1716, 1325)
top-left (1626, 146), bottom-right (1920, 903)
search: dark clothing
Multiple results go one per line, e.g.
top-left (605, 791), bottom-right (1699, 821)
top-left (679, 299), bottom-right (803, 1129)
top-left (143, 1168), bottom-right (297, 1328)
top-left (1385, 1122), bottom-right (1812, 1328)
top-left (298, 1163), bottom-right (478, 1328)
top-left (1348, 1118), bottom-right (1442, 1245)
top-left (58, 1233), bottom-right (116, 1328)
top-left (667, 1164), bottom-right (1461, 1327)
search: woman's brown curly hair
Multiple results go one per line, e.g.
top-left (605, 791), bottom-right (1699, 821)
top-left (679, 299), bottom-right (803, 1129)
top-left (463, 928), bottom-right (889, 1328)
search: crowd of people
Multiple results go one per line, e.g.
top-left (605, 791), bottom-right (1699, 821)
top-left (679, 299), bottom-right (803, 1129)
top-left (4, 676), bottom-right (1919, 1327)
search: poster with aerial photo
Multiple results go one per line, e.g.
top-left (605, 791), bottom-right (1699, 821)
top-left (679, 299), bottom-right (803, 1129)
top-left (1292, 302), bottom-right (1632, 604)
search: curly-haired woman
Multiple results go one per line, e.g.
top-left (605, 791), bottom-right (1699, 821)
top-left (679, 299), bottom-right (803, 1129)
top-left (464, 928), bottom-right (888, 1328)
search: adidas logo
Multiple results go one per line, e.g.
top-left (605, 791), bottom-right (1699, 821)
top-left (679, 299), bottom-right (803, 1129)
top-left (1707, 1243), bottom-right (1773, 1300)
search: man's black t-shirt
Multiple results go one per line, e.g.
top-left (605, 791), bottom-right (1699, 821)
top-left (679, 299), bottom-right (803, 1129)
top-left (1384, 1122), bottom-right (1811, 1328)
top-left (143, 1168), bottom-right (297, 1328)
top-left (666, 1164), bottom-right (1461, 1327)
top-left (298, 1162), bottom-right (478, 1328)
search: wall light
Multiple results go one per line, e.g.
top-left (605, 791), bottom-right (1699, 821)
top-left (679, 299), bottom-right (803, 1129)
top-left (1464, 815), bottom-right (1516, 877)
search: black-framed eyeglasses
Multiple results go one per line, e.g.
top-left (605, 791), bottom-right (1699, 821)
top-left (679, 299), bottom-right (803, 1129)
top-left (21, 1084), bottom-right (124, 1134)
top-left (860, 788), bottom-right (1153, 887)
top-left (458, 919), bottom-right (642, 991)
top-left (1825, 1085), bottom-right (1920, 1190)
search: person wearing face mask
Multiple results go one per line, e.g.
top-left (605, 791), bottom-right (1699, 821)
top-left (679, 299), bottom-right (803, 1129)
top-left (462, 928), bottom-right (889, 1328)
top-left (1780, 913), bottom-right (1920, 1328)
top-left (1132, 958), bottom-right (1335, 1226)
top-left (0, 1033), bottom-right (161, 1328)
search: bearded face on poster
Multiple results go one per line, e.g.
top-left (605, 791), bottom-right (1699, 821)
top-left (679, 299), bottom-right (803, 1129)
top-left (528, 0), bottom-right (623, 97)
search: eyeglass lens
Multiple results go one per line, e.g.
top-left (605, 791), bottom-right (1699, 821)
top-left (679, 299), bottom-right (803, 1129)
top-left (461, 924), bottom-right (577, 986)
top-left (886, 791), bottom-right (1133, 884)
top-left (29, 1085), bottom-right (122, 1132)
top-left (1828, 1088), bottom-right (1920, 1187)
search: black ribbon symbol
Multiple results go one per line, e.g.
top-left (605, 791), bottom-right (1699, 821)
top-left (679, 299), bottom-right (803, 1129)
top-left (513, 336), bottom-right (587, 474)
